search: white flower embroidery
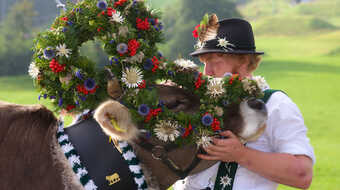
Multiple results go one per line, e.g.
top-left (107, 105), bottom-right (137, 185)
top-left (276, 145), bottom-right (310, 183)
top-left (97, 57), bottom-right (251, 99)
top-left (84, 179), bottom-right (98, 190)
top-left (217, 37), bottom-right (235, 51)
top-left (123, 150), bottom-right (135, 161)
top-left (76, 167), bottom-right (88, 179)
top-left (129, 165), bottom-right (142, 173)
top-left (220, 175), bottom-right (232, 189)
top-left (68, 155), bottom-right (81, 166)
top-left (61, 143), bottom-right (75, 153)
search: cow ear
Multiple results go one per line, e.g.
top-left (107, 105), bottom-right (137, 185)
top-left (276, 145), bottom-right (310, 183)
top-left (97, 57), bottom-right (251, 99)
top-left (93, 100), bottom-right (139, 142)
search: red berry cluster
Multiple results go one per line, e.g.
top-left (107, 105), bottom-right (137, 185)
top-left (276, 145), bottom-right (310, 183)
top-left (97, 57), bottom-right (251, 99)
top-left (195, 72), bottom-right (205, 89)
top-left (66, 105), bottom-right (76, 111)
top-left (106, 7), bottom-right (116, 17)
top-left (114, 0), bottom-right (127, 7)
top-left (77, 84), bottom-right (98, 95)
top-left (211, 118), bottom-right (221, 132)
top-left (49, 59), bottom-right (65, 73)
top-left (151, 56), bottom-right (159, 72)
top-left (61, 17), bottom-right (68, 21)
top-left (128, 39), bottom-right (140, 56)
top-left (136, 18), bottom-right (150, 30)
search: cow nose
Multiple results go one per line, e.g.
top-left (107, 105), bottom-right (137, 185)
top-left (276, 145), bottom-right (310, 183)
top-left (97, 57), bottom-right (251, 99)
top-left (247, 98), bottom-right (266, 111)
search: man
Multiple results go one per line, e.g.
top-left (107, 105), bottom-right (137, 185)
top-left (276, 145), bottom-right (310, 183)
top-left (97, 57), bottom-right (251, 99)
top-left (174, 17), bottom-right (315, 190)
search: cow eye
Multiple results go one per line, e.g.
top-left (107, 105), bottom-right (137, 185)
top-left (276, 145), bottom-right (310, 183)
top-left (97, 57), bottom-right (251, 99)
top-left (247, 98), bottom-right (265, 110)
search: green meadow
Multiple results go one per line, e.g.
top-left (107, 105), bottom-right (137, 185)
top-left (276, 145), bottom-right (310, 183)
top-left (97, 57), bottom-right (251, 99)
top-left (1, 0), bottom-right (340, 189)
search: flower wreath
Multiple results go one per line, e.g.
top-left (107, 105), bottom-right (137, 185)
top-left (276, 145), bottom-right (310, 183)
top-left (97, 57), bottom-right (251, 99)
top-left (30, 0), bottom-right (265, 147)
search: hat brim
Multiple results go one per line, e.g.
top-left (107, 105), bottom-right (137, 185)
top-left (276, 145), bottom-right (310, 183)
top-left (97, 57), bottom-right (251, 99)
top-left (190, 48), bottom-right (264, 57)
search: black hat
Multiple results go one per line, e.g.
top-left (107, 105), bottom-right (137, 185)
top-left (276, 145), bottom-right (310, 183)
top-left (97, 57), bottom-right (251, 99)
top-left (190, 18), bottom-right (264, 56)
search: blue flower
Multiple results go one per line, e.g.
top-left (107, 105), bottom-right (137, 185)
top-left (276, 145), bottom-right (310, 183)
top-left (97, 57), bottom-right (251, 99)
top-left (116, 43), bottom-right (128, 54)
top-left (38, 95), bottom-right (41, 100)
top-left (202, 114), bottom-right (213, 126)
top-left (138, 104), bottom-right (150, 116)
top-left (110, 57), bottom-right (119, 65)
top-left (158, 23), bottom-right (163, 30)
top-left (143, 58), bottom-right (153, 70)
top-left (50, 96), bottom-right (56, 99)
top-left (75, 100), bottom-right (79, 105)
top-left (43, 94), bottom-right (48, 99)
top-left (58, 98), bottom-right (63, 107)
top-left (84, 78), bottom-right (96, 91)
top-left (43, 47), bottom-right (55, 59)
top-left (75, 70), bottom-right (83, 80)
top-left (67, 21), bottom-right (73, 26)
top-left (78, 95), bottom-right (87, 101)
top-left (167, 70), bottom-right (174, 76)
top-left (109, 39), bottom-right (115, 44)
top-left (62, 27), bottom-right (68, 33)
top-left (97, 0), bottom-right (108, 10)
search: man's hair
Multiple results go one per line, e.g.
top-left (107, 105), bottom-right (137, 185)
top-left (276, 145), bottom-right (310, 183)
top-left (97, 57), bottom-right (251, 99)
top-left (199, 53), bottom-right (262, 72)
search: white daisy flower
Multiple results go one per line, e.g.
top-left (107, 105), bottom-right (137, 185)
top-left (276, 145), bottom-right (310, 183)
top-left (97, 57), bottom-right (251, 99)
top-left (252, 76), bottom-right (270, 91)
top-left (217, 37), bottom-right (235, 51)
top-left (242, 78), bottom-right (257, 94)
top-left (214, 106), bottom-right (224, 117)
top-left (56, 43), bottom-right (71, 58)
top-left (154, 120), bottom-right (181, 142)
top-left (121, 67), bottom-right (143, 88)
top-left (110, 11), bottom-right (124, 24)
top-left (207, 78), bottom-right (225, 97)
top-left (174, 58), bottom-right (198, 70)
top-left (118, 26), bottom-right (129, 37)
top-left (220, 175), bottom-right (232, 188)
top-left (196, 135), bottom-right (212, 148)
top-left (28, 62), bottom-right (39, 79)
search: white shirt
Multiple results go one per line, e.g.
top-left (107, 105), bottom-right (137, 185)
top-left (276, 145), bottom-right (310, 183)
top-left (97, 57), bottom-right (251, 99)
top-left (173, 91), bottom-right (316, 190)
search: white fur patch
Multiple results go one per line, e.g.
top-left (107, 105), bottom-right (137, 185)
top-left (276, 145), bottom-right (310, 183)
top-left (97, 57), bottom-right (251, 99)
top-left (239, 101), bottom-right (267, 141)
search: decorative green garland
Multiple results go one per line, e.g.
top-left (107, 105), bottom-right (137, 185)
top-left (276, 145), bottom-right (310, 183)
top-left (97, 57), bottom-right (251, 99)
top-left (31, 0), bottom-right (265, 147)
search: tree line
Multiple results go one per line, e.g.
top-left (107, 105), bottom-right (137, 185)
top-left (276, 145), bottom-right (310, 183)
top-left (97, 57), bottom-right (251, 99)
top-left (0, 0), bottom-right (241, 76)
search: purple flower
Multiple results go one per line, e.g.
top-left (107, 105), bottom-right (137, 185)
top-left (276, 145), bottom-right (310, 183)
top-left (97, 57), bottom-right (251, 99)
top-left (78, 95), bottom-right (87, 101)
top-left (158, 52), bottom-right (163, 58)
top-left (43, 94), bottom-right (48, 99)
top-left (67, 21), bottom-right (73, 26)
top-left (58, 98), bottom-right (63, 107)
top-left (138, 104), bottom-right (150, 116)
top-left (158, 23), bottom-right (163, 30)
top-left (110, 57), bottom-right (119, 65)
top-left (84, 78), bottom-right (96, 91)
top-left (97, 0), bottom-right (108, 10)
top-left (75, 70), bottom-right (83, 80)
top-left (62, 27), bottom-right (68, 33)
top-left (202, 114), bottom-right (213, 126)
top-left (167, 70), bottom-right (174, 76)
top-left (109, 40), bottom-right (115, 44)
top-left (143, 58), bottom-right (153, 70)
top-left (116, 43), bottom-right (128, 54)
top-left (43, 47), bottom-right (55, 59)
top-left (38, 95), bottom-right (41, 100)
top-left (75, 100), bottom-right (79, 105)
top-left (50, 96), bottom-right (56, 99)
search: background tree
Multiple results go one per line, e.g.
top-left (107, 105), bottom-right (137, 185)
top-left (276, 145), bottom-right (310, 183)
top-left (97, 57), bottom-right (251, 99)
top-left (159, 0), bottom-right (241, 61)
top-left (0, 0), bottom-right (36, 76)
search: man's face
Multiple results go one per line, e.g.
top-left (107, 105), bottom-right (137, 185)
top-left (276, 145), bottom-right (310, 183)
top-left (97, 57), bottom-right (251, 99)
top-left (201, 53), bottom-right (251, 78)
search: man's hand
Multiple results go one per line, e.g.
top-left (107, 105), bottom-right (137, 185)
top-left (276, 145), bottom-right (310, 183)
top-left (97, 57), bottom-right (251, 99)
top-left (197, 130), bottom-right (245, 162)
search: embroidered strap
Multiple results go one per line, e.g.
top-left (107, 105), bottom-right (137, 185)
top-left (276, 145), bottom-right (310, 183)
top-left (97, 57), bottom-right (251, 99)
top-left (213, 162), bottom-right (238, 190)
top-left (213, 89), bottom-right (284, 190)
